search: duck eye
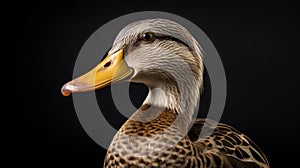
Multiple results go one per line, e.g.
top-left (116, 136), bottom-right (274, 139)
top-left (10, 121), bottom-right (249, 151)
top-left (142, 32), bottom-right (154, 41)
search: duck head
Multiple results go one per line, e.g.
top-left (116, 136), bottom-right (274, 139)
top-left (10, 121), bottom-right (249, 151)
top-left (61, 19), bottom-right (203, 119)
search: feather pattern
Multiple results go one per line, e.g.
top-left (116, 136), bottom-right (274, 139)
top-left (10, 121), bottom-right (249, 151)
top-left (103, 19), bottom-right (269, 168)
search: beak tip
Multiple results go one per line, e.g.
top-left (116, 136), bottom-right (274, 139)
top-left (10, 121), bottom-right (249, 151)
top-left (61, 84), bottom-right (71, 96)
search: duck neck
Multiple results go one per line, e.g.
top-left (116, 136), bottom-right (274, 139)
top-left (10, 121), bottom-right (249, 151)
top-left (142, 77), bottom-right (201, 132)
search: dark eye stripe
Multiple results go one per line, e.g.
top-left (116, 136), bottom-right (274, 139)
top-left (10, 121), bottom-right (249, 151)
top-left (136, 33), bottom-right (191, 50)
top-left (131, 33), bottom-right (192, 52)
top-left (153, 34), bottom-right (190, 49)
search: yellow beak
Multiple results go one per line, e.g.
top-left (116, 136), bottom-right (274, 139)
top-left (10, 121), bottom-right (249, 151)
top-left (61, 49), bottom-right (133, 96)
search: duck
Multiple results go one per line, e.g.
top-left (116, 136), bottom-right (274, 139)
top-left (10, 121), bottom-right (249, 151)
top-left (61, 18), bottom-right (269, 168)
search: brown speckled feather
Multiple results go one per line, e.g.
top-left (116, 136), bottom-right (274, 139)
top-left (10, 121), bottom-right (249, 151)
top-left (188, 119), bottom-right (269, 168)
top-left (104, 105), bottom-right (269, 168)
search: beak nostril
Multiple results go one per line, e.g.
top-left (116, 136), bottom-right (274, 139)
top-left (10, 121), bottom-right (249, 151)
top-left (104, 61), bottom-right (112, 68)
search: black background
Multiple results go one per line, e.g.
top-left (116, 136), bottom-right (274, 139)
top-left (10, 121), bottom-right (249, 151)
top-left (14, 1), bottom-right (299, 167)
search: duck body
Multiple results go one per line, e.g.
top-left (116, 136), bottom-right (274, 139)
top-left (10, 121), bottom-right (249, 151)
top-left (104, 105), bottom-right (269, 168)
top-left (61, 19), bottom-right (269, 168)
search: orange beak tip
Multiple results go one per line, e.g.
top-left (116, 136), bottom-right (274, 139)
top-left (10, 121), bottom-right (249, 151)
top-left (61, 84), bottom-right (71, 96)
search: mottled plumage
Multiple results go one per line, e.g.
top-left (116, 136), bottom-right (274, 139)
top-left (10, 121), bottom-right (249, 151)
top-left (104, 105), bottom-right (269, 168)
